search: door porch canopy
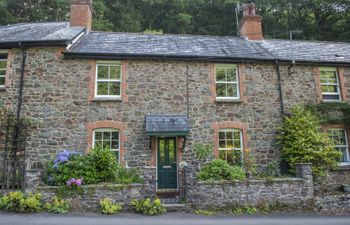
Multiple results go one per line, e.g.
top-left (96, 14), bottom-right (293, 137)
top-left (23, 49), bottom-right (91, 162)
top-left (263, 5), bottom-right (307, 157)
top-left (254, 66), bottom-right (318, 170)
top-left (145, 115), bottom-right (190, 137)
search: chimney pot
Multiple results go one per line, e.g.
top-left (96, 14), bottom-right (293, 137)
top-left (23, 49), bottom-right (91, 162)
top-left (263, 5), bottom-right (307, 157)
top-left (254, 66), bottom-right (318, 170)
top-left (239, 2), bottom-right (263, 41)
top-left (70, 0), bottom-right (92, 32)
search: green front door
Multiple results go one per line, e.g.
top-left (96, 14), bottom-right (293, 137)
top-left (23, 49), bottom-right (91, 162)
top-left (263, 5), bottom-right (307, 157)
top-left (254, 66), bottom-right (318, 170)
top-left (157, 137), bottom-right (177, 189)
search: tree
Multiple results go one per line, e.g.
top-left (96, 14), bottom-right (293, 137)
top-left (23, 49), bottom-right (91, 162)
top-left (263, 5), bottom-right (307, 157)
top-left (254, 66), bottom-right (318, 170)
top-left (277, 106), bottom-right (341, 177)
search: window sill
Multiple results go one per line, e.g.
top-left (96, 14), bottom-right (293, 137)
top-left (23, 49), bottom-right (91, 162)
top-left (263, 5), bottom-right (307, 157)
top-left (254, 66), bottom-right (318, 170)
top-left (216, 98), bottom-right (242, 103)
top-left (91, 97), bottom-right (122, 102)
top-left (0, 86), bottom-right (6, 91)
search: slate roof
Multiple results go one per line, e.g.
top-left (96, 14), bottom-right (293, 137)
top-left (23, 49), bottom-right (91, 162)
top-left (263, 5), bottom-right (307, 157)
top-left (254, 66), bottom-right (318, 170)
top-left (0, 22), bottom-right (85, 47)
top-left (65, 32), bottom-right (350, 64)
top-left (145, 115), bottom-right (190, 135)
top-left (0, 21), bottom-right (350, 64)
top-left (257, 39), bottom-right (350, 64)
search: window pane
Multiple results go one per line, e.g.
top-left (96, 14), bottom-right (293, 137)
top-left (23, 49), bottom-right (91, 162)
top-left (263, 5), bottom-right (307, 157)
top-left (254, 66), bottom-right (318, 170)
top-left (216, 83), bottom-right (226, 97)
top-left (97, 66), bottom-right (109, 79)
top-left (226, 68), bottom-right (237, 82)
top-left (0, 77), bottom-right (4, 86)
top-left (97, 82), bottom-right (109, 95)
top-left (219, 151), bottom-right (226, 161)
top-left (103, 132), bottom-right (111, 141)
top-left (323, 94), bottom-right (340, 100)
top-left (112, 132), bottom-right (119, 141)
top-left (321, 86), bottom-right (329, 92)
top-left (327, 85), bottom-right (337, 93)
top-left (111, 140), bottom-right (119, 150)
top-left (227, 83), bottom-right (237, 97)
top-left (219, 132), bottom-right (225, 139)
top-left (226, 139), bottom-right (233, 149)
top-left (95, 140), bottom-right (103, 148)
top-left (110, 82), bottom-right (121, 96)
top-left (95, 132), bottom-right (103, 140)
top-left (216, 68), bottom-right (226, 81)
top-left (234, 139), bottom-right (241, 148)
top-left (110, 66), bottom-right (121, 80)
top-left (0, 70), bottom-right (5, 76)
top-left (226, 150), bottom-right (234, 165)
top-left (0, 61), bottom-right (6, 68)
top-left (219, 140), bottom-right (226, 148)
top-left (233, 131), bottom-right (240, 139)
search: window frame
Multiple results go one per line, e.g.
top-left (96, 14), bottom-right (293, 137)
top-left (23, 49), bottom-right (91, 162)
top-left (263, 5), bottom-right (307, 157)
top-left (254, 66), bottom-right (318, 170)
top-left (218, 128), bottom-right (243, 163)
top-left (320, 67), bottom-right (342, 102)
top-left (215, 64), bottom-right (240, 100)
top-left (92, 128), bottom-right (120, 162)
top-left (328, 128), bottom-right (350, 165)
top-left (0, 57), bottom-right (7, 88)
top-left (94, 61), bottom-right (122, 99)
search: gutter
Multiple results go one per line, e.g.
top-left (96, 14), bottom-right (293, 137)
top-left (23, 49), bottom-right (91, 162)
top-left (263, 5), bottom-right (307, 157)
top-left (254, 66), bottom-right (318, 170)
top-left (63, 52), bottom-right (350, 66)
top-left (275, 60), bottom-right (285, 115)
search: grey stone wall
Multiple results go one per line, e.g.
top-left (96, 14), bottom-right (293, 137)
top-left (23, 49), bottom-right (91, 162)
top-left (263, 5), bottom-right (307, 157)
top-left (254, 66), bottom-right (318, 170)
top-left (315, 193), bottom-right (350, 214)
top-left (187, 163), bottom-right (314, 208)
top-left (0, 47), bottom-right (349, 192)
top-left (0, 184), bottom-right (149, 212)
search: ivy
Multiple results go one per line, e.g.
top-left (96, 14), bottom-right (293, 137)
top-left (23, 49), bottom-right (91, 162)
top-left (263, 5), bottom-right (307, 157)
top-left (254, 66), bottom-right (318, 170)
top-left (306, 102), bottom-right (350, 127)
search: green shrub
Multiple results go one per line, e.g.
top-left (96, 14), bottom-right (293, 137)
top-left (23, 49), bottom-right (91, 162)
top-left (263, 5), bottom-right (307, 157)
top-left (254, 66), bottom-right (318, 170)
top-left (99, 198), bottom-right (122, 214)
top-left (193, 143), bottom-right (213, 162)
top-left (46, 147), bottom-right (120, 185)
top-left (130, 198), bottom-right (166, 216)
top-left (115, 166), bottom-right (144, 184)
top-left (0, 191), bottom-right (42, 213)
top-left (232, 206), bottom-right (257, 214)
top-left (277, 106), bottom-right (341, 177)
top-left (44, 197), bottom-right (70, 214)
top-left (197, 159), bottom-right (246, 181)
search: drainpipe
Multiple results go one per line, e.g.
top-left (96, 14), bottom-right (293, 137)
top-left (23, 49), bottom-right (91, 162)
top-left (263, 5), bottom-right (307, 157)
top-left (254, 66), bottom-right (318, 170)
top-left (186, 64), bottom-right (189, 117)
top-left (17, 47), bottom-right (27, 120)
top-left (275, 60), bottom-right (285, 115)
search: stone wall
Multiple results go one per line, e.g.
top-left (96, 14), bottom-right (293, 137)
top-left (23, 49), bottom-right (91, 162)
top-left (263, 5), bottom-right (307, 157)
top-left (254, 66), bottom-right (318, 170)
top-left (187, 163), bottom-right (314, 208)
top-left (0, 47), bottom-right (349, 192)
top-left (37, 184), bottom-right (151, 212)
top-left (315, 193), bottom-right (350, 214)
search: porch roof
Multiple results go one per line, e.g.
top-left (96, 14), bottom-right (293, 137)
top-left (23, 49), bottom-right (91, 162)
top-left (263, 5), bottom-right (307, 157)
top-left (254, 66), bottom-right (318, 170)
top-left (145, 115), bottom-right (190, 136)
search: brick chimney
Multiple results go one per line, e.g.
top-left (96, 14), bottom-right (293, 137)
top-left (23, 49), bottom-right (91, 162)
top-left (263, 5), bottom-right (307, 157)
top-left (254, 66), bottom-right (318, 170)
top-left (239, 2), bottom-right (263, 40)
top-left (70, 0), bottom-right (92, 32)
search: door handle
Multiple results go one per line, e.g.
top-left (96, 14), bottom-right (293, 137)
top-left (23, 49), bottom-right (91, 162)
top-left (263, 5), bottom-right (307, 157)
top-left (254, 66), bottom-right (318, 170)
top-left (163, 166), bottom-right (171, 169)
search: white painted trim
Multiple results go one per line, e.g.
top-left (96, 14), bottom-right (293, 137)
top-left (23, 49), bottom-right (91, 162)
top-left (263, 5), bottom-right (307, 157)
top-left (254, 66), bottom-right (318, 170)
top-left (95, 63), bottom-right (122, 98)
top-left (92, 128), bottom-right (121, 162)
top-left (0, 50), bottom-right (8, 54)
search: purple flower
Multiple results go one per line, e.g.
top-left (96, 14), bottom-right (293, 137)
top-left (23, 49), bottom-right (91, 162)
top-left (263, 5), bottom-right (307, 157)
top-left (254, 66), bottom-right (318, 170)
top-left (76, 179), bottom-right (82, 186)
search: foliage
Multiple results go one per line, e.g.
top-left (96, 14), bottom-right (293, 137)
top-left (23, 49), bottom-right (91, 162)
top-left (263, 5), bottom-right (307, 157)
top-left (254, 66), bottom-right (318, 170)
top-left (232, 206), bottom-right (257, 215)
top-left (197, 159), bottom-right (245, 181)
top-left (46, 147), bottom-right (119, 186)
top-left (1, 0), bottom-right (350, 41)
top-left (99, 198), bottom-right (122, 214)
top-left (259, 160), bottom-right (281, 178)
top-left (130, 198), bottom-right (166, 216)
top-left (243, 149), bottom-right (258, 178)
top-left (306, 102), bottom-right (350, 127)
top-left (194, 209), bottom-right (217, 215)
top-left (115, 166), bottom-right (143, 184)
top-left (43, 197), bottom-right (70, 214)
top-left (193, 143), bottom-right (213, 162)
top-left (277, 106), bottom-right (341, 177)
top-left (0, 191), bottom-right (42, 213)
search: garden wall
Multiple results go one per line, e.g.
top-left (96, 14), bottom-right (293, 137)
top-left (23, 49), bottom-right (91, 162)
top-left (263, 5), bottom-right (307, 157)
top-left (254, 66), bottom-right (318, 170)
top-left (36, 184), bottom-right (154, 212)
top-left (315, 193), bottom-right (350, 214)
top-left (187, 163), bottom-right (314, 208)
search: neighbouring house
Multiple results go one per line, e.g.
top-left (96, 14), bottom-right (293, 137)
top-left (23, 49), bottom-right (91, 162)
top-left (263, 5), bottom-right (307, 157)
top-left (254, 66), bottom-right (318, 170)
top-left (0, 0), bottom-right (349, 205)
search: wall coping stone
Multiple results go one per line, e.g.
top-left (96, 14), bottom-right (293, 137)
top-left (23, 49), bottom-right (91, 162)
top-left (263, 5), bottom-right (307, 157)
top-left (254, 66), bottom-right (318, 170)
top-left (198, 178), bottom-right (304, 185)
top-left (37, 183), bottom-right (144, 190)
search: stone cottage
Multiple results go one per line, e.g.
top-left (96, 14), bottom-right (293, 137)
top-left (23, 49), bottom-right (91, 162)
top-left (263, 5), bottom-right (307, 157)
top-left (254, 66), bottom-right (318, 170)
top-left (0, 0), bottom-right (349, 202)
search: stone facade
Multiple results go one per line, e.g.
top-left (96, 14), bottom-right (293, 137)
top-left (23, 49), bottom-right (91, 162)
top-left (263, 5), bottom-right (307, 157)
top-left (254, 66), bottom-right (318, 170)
top-left (0, 47), bottom-right (349, 195)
